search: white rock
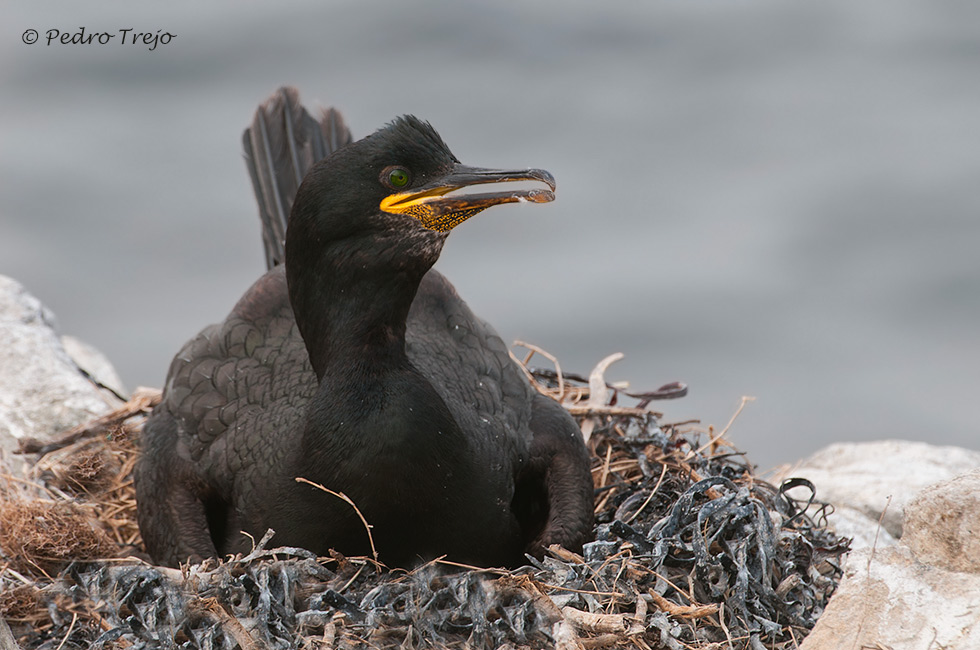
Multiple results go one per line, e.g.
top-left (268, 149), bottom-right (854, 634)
top-left (62, 334), bottom-right (127, 397)
top-left (819, 504), bottom-right (897, 551)
top-left (799, 445), bottom-right (980, 649)
top-left (788, 440), bottom-right (980, 538)
top-left (0, 275), bottom-right (117, 455)
top-left (800, 545), bottom-right (980, 649)
top-left (903, 468), bottom-right (980, 573)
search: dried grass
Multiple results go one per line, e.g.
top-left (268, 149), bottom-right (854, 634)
top-left (0, 583), bottom-right (42, 622)
top-left (0, 498), bottom-right (115, 575)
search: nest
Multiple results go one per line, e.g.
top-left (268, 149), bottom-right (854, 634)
top-left (0, 351), bottom-right (848, 649)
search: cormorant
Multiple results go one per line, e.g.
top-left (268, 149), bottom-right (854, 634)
top-left (134, 87), bottom-right (594, 569)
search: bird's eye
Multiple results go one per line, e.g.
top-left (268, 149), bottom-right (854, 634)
top-left (383, 167), bottom-right (411, 189)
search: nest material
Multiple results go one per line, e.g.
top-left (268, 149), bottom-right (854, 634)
top-left (0, 499), bottom-right (115, 576)
top-left (0, 354), bottom-right (848, 649)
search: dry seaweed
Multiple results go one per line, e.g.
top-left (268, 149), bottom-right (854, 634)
top-left (0, 352), bottom-right (848, 649)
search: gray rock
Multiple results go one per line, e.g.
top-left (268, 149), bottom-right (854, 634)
top-left (0, 275), bottom-right (118, 455)
top-left (789, 440), bottom-right (980, 538)
top-left (903, 468), bottom-right (980, 573)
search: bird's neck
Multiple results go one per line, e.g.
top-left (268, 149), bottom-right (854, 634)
top-left (286, 239), bottom-right (429, 380)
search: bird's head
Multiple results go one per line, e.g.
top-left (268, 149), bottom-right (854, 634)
top-left (286, 115), bottom-right (555, 268)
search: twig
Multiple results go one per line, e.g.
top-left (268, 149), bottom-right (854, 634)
top-left (689, 395), bottom-right (755, 458)
top-left (581, 634), bottom-right (621, 649)
top-left (633, 568), bottom-right (696, 605)
top-left (432, 558), bottom-right (510, 575)
top-left (53, 612), bottom-right (77, 650)
top-left (295, 477), bottom-right (378, 566)
top-left (537, 584), bottom-right (621, 597)
top-left (629, 592), bottom-right (648, 636)
top-left (17, 389), bottom-right (161, 455)
top-left (868, 495), bottom-right (892, 573)
top-left (612, 552), bottom-right (630, 596)
top-left (1, 566), bottom-right (34, 586)
top-left (719, 395), bottom-right (755, 437)
top-left (566, 404), bottom-right (660, 418)
top-left (594, 444), bottom-right (616, 514)
top-left (851, 496), bottom-right (894, 650)
top-left (338, 563), bottom-right (365, 594)
top-left (322, 614), bottom-right (339, 649)
top-left (547, 544), bottom-right (585, 564)
top-left (648, 590), bottom-right (718, 619)
top-left (194, 598), bottom-right (264, 650)
top-left (512, 340), bottom-right (565, 398)
top-left (562, 606), bottom-right (627, 634)
top-left (626, 462), bottom-right (668, 524)
top-left (718, 602), bottom-right (734, 648)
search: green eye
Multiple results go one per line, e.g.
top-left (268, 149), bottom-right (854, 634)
top-left (388, 168), bottom-right (410, 188)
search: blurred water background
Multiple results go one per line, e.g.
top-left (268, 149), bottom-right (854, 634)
top-left (2, 0), bottom-right (978, 470)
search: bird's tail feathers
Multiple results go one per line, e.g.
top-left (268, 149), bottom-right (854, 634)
top-left (243, 86), bottom-right (353, 269)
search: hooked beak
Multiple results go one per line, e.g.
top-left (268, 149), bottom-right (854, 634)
top-left (379, 164), bottom-right (556, 232)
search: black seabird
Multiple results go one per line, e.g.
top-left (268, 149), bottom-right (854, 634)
top-left (135, 88), bottom-right (594, 568)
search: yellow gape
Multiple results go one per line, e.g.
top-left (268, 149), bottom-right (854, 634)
top-left (379, 163), bottom-right (556, 232)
